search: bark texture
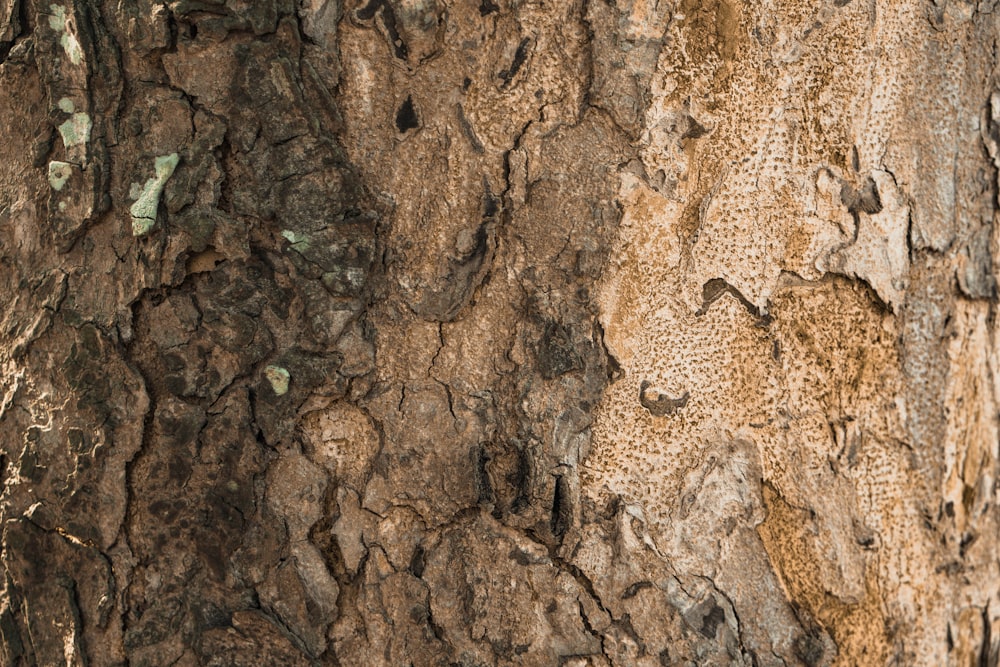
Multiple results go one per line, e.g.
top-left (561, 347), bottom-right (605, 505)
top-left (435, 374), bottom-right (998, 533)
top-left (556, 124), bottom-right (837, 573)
top-left (0, 0), bottom-right (999, 665)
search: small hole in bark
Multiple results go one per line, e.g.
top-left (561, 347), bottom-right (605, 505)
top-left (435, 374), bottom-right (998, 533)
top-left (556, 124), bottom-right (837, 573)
top-left (622, 581), bottom-right (652, 599)
top-left (474, 445), bottom-right (494, 505)
top-left (408, 545), bottom-right (426, 578)
top-left (356, 0), bottom-right (381, 21)
top-left (479, 0), bottom-right (499, 15)
top-left (550, 475), bottom-right (570, 538)
top-left (509, 548), bottom-right (532, 566)
top-left (699, 603), bottom-right (726, 638)
top-left (396, 96), bottom-right (419, 133)
top-left (378, 3), bottom-right (409, 60)
top-left (498, 37), bottom-right (530, 86)
top-left (483, 191), bottom-right (499, 218)
top-left (509, 447), bottom-right (531, 513)
top-left (606, 348), bottom-right (622, 381)
top-left (639, 380), bottom-right (690, 417)
top-left (841, 176), bottom-right (882, 215)
top-left (959, 531), bottom-right (976, 557)
top-left (681, 114), bottom-right (708, 140)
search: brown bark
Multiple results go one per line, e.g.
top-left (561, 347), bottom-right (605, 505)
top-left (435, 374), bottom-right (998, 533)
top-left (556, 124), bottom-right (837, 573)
top-left (0, 0), bottom-right (999, 665)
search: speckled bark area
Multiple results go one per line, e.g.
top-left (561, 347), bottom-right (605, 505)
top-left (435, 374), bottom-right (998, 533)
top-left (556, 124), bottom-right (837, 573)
top-left (0, 0), bottom-right (998, 665)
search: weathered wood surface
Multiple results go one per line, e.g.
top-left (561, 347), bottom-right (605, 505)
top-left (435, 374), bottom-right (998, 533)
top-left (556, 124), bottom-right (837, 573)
top-left (0, 1), bottom-right (998, 664)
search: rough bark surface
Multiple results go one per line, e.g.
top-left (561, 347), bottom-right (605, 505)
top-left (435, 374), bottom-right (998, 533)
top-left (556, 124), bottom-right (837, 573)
top-left (0, 0), bottom-right (999, 665)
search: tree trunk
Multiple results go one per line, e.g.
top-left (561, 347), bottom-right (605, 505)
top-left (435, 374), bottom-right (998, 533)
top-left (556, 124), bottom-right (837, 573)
top-left (1, 0), bottom-right (998, 664)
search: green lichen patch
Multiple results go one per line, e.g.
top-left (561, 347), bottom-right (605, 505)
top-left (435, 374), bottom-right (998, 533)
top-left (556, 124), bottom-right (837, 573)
top-left (58, 112), bottom-right (91, 147)
top-left (57, 97), bottom-right (75, 113)
top-left (281, 229), bottom-right (310, 251)
top-left (62, 33), bottom-right (84, 64)
top-left (264, 365), bottom-right (291, 395)
top-left (128, 181), bottom-right (143, 200)
top-left (46, 4), bottom-right (65, 31)
top-left (130, 153), bottom-right (180, 236)
top-left (48, 161), bottom-right (73, 191)
top-left (48, 4), bottom-right (83, 64)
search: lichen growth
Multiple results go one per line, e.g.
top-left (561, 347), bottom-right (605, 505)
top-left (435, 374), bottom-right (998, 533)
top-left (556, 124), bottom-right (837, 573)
top-left (48, 4), bottom-right (83, 65)
top-left (281, 229), bottom-right (310, 251)
top-left (264, 365), bottom-right (291, 395)
top-left (58, 113), bottom-right (91, 147)
top-left (57, 97), bottom-right (75, 113)
top-left (130, 153), bottom-right (180, 236)
top-left (48, 161), bottom-right (72, 191)
top-left (46, 6), bottom-right (63, 31)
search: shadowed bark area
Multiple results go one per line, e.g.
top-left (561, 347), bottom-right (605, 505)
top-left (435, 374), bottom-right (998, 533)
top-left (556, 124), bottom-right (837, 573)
top-left (0, 1), bottom-right (999, 666)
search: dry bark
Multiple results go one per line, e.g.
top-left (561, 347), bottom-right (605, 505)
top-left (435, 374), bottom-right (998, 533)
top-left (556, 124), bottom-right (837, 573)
top-left (1, 0), bottom-right (999, 665)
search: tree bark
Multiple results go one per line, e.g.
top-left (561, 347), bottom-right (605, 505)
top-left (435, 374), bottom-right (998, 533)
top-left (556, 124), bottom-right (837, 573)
top-left (1, 0), bottom-right (999, 665)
